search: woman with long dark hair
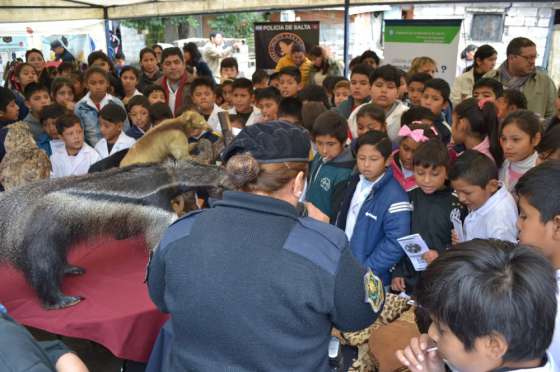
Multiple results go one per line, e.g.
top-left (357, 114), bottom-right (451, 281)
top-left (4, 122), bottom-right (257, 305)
top-left (307, 45), bottom-right (342, 86)
top-left (182, 42), bottom-right (213, 80)
top-left (451, 44), bottom-right (498, 105)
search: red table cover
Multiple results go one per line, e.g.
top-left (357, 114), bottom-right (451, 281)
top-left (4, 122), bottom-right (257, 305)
top-left (0, 236), bottom-right (169, 362)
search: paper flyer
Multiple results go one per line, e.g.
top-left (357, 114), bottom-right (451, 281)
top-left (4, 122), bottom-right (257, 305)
top-left (397, 234), bottom-right (430, 271)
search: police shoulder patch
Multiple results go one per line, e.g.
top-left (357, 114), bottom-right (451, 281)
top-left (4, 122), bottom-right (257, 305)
top-left (364, 269), bottom-right (384, 313)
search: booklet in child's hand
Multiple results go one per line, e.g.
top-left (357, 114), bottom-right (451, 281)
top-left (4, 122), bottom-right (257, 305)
top-left (397, 234), bottom-right (430, 271)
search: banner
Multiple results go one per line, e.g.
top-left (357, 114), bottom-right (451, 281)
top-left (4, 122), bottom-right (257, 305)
top-left (253, 22), bottom-right (320, 70)
top-left (383, 20), bottom-right (462, 85)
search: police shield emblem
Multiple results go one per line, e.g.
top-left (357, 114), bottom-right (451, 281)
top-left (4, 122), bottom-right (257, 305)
top-left (363, 270), bottom-right (384, 313)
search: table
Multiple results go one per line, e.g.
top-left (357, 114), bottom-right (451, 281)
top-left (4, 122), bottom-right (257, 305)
top-left (0, 236), bottom-right (169, 362)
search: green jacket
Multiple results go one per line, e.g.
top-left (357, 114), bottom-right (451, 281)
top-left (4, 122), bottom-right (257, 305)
top-left (307, 58), bottom-right (343, 86)
top-left (484, 69), bottom-right (557, 120)
top-left (306, 148), bottom-right (355, 221)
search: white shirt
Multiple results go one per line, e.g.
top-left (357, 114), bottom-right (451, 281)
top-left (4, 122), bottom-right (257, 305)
top-left (549, 271), bottom-right (560, 367)
top-left (345, 174), bottom-right (384, 239)
top-left (94, 131), bottom-right (136, 159)
top-left (84, 92), bottom-right (114, 111)
top-left (50, 144), bottom-right (101, 178)
top-left (49, 139), bottom-right (65, 154)
top-left (207, 104), bottom-right (226, 132)
top-left (463, 185), bottom-right (518, 242)
top-left (228, 106), bottom-right (263, 127)
top-left (347, 100), bottom-right (409, 143)
top-left (499, 151), bottom-right (539, 192)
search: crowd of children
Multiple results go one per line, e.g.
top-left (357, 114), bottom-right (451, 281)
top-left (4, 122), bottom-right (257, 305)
top-left (1, 34), bottom-right (560, 372)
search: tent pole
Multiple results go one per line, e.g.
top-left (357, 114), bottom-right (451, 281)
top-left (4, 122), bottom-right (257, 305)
top-left (103, 7), bottom-right (113, 59)
top-left (343, 0), bottom-right (350, 76)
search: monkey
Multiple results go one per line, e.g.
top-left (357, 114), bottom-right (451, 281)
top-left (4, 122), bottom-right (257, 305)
top-left (0, 160), bottom-right (229, 310)
top-left (120, 110), bottom-right (213, 167)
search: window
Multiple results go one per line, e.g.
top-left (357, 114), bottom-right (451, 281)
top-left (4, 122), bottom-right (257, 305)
top-left (470, 13), bottom-right (504, 42)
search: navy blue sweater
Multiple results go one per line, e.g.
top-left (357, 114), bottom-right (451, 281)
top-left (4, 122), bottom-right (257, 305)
top-left (148, 191), bottom-right (380, 371)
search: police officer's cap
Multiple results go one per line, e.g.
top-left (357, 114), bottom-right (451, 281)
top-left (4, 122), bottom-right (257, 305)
top-left (222, 121), bottom-right (310, 164)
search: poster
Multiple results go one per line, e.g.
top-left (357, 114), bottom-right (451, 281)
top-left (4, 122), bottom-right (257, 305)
top-left (41, 35), bottom-right (96, 63)
top-left (253, 22), bottom-right (320, 70)
top-left (383, 19), bottom-right (462, 85)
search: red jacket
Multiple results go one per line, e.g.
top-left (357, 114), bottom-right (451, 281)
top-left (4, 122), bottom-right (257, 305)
top-left (390, 150), bottom-right (417, 192)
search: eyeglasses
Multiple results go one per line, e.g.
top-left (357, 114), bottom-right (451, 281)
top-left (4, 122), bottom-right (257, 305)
top-left (516, 54), bottom-right (538, 62)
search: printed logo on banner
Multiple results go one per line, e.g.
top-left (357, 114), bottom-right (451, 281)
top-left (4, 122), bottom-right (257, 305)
top-left (268, 32), bottom-right (305, 64)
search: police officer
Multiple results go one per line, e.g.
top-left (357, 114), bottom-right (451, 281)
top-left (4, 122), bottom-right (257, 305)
top-left (148, 121), bottom-right (383, 371)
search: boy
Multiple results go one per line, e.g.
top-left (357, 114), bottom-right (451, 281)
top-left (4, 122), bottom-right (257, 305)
top-left (496, 89), bottom-right (528, 121)
top-left (150, 102), bottom-right (173, 126)
top-left (333, 79), bottom-right (350, 108)
top-left (255, 87), bottom-right (281, 122)
top-left (472, 77), bottom-right (504, 102)
top-left (75, 66), bottom-right (129, 146)
top-left (228, 78), bottom-right (262, 127)
top-left (23, 82), bottom-right (51, 141)
top-left (277, 97), bottom-right (303, 125)
top-left (220, 57), bottom-right (239, 82)
top-left (406, 72), bottom-right (431, 107)
top-left (515, 161), bottom-right (560, 365)
top-left (220, 79), bottom-right (234, 110)
top-left (0, 87), bottom-right (20, 127)
top-left (144, 84), bottom-right (167, 106)
top-left (126, 95), bottom-right (152, 139)
top-left (94, 104), bottom-right (135, 159)
top-left (397, 239), bottom-right (557, 372)
top-left (38, 103), bottom-right (66, 156)
top-left (50, 113), bottom-right (101, 178)
top-left (421, 78), bottom-right (452, 144)
top-left (190, 76), bottom-right (224, 131)
top-left (306, 110), bottom-right (354, 221)
top-left (348, 65), bottom-right (409, 143)
top-left (252, 69), bottom-right (269, 90)
top-left (391, 140), bottom-right (465, 295)
top-left (449, 150), bottom-right (517, 242)
top-left (336, 63), bottom-right (374, 119)
top-left (277, 66), bottom-right (302, 98)
top-left (269, 72), bottom-right (280, 90)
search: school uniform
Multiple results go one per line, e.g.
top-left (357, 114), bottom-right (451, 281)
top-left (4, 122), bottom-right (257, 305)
top-left (206, 104), bottom-right (226, 132)
top-left (94, 131), bottom-right (136, 159)
top-left (22, 113), bottom-right (44, 142)
top-left (472, 137), bottom-right (495, 163)
top-left (347, 100), bottom-right (409, 143)
top-left (50, 144), bottom-right (101, 178)
top-left (499, 151), bottom-right (538, 192)
top-left (125, 124), bottom-right (149, 140)
top-left (228, 106), bottom-right (263, 127)
top-left (463, 185), bottom-right (518, 242)
top-left (37, 134), bottom-right (64, 157)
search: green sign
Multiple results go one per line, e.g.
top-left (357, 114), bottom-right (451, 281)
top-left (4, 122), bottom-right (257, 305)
top-left (385, 21), bottom-right (460, 44)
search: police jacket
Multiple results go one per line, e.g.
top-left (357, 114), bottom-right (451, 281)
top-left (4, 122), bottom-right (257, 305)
top-left (148, 191), bottom-right (381, 371)
top-left (336, 169), bottom-right (411, 285)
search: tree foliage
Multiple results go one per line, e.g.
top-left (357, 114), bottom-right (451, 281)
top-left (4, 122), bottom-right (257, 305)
top-left (208, 12), bottom-right (267, 40)
top-left (123, 16), bottom-right (199, 45)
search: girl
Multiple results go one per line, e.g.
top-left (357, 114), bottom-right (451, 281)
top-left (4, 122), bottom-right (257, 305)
top-left (356, 103), bottom-right (386, 137)
top-left (125, 95), bottom-right (152, 139)
top-left (12, 62), bottom-right (38, 119)
top-left (451, 45), bottom-right (498, 105)
top-left (87, 51), bottom-right (123, 98)
top-left (499, 110), bottom-right (541, 191)
top-left (182, 42), bottom-right (213, 79)
top-left (537, 124), bottom-right (560, 164)
top-left (120, 66), bottom-right (142, 106)
top-left (391, 122), bottom-right (438, 191)
top-left (25, 49), bottom-right (50, 88)
top-left (138, 47), bottom-right (162, 92)
top-left (51, 77), bottom-right (76, 111)
top-left (452, 97), bottom-right (502, 164)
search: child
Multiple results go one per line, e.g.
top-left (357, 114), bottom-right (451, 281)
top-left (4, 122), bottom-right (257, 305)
top-left (144, 84), bottom-right (167, 106)
top-left (120, 66), bottom-right (142, 105)
top-left (268, 72), bottom-right (280, 90)
top-left (391, 140), bottom-right (465, 295)
top-left (392, 114), bottom-right (439, 192)
top-left (472, 77), bottom-right (504, 102)
top-left (449, 150), bottom-right (517, 242)
top-left (421, 78), bottom-right (452, 144)
top-left (126, 95), bottom-right (152, 139)
top-left (277, 66), bottom-right (302, 98)
top-left (306, 110), bottom-right (354, 221)
top-left (37, 103), bottom-right (66, 156)
top-left (297, 84), bottom-right (330, 108)
top-left (537, 125), bottom-right (560, 163)
top-left (515, 161), bottom-right (560, 366)
top-left (349, 65), bottom-right (409, 143)
top-left (335, 131), bottom-right (411, 286)
top-left (94, 103), bottom-right (135, 159)
top-left (228, 78), bottom-right (262, 127)
top-left (397, 239), bottom-right (557, 372)
top-left (452, 98), bottom-right (502, 163)
top-left (0, 87), bottom-right (20, 126)
top-left (356, 103), bottom-right (386, 137)
top-left (11, 63), bottom-right (37, 121)
top-left (499, 110), bottom-right (541, 191)
top-left (406, 73), bottom-right (431, 107)
top-left (301, 101), bottom-right (326, 132)
top-left (50, 113), bottom-right (101, 178)
top-left (23, 83), bottom-right (51, 141)
top-left (252, 69), bottom-right (269, 89)
top-left (255, 87), bottom-right (281, 122)
top-left (190, 76), bottom-right (224, 131)
top-left (69, 71), bottom-right (86, 102)
top-left (51, 77), bottom-right (76, 111)
top-left (336, 64), bottom-right (374, 120)
top-left (220, 57), bottom-right (239, 82)
top-left (277, 97), bottom-right (303, 125)
top-left (496, 89), bottom-right (528, 121)
top-left (220, 79), bottom-right (234, 110)
top-left (333, 79), bottom-right (351, 107)
top-left (138, 47), bottom-right (162, 92)
top-left (75, 66), bottom-right (128, 146)
top-left (150, 102), bottom-right (173, 126)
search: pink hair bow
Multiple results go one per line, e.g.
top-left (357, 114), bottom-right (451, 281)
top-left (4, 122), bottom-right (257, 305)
top-left (478, 97), bottom-right (493, 109)
top-left (398, 125), bottom-right (430, 143)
